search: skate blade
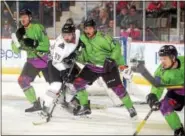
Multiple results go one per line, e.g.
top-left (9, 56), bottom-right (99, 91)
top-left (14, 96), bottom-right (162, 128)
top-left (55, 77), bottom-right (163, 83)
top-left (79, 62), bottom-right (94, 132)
top-left (32, 115), bottom-right (49, 125)
top-left (32, 111), bottom-right (50, 125)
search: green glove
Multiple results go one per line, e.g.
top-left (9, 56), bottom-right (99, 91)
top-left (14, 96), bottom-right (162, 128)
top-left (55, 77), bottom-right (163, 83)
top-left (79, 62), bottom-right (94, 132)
top-left (11, 42), bottom-right (20, 54)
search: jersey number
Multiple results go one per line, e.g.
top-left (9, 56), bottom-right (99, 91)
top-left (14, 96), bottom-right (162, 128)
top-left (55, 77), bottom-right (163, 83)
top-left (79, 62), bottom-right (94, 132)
top-left (54, 53), bottom-right (61, 61)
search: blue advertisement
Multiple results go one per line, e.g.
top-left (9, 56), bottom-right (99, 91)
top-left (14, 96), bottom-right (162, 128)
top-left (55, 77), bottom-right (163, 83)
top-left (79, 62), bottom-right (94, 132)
top-left (0, 48), bottom-right (21, 60)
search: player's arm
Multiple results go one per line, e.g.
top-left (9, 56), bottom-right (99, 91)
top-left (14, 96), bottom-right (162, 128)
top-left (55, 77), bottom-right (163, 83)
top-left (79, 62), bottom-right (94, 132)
top-left (35, 24), bottom-right (50, 52)
top-left (11, 27), bottom-right (26, 54)
top-left (103, 35), bottom-right (125, 65)
top-left (150, 67), bottom-right (165, 99)
top-left (11, 42), bottom-right (21, 54)
top-left (146, 67), bottom-right (165, 110)
top-left (76, 39), bottom-right (87, 64)
top-left (11, 33), bottom-right (21, 54)
top-left (110, 38), bottom-right (124, 65)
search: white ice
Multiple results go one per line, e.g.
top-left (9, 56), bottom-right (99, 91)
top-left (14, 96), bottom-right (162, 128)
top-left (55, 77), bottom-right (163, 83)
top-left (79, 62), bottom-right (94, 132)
top-left (2, 98), bottom-right (184, 135)
top-left (2, 75), bottom-right (184, 135)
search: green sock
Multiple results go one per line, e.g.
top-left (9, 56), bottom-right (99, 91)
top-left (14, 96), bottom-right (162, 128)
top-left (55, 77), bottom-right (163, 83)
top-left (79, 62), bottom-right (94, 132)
top-left (24, 86), bottom-right (37, 103)
top-left (165, 111), bottom-right (182, 130)
top-left (76, 90), bottom-right (88, 106)
top-left (120, 94), bottom-right (133, 109)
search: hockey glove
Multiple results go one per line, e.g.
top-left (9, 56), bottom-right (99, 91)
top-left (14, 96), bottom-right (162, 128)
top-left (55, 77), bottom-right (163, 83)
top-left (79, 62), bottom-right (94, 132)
top-left (63, 52), bottom-right (76, 65)
top-left (146, 93), bottom-right (160, 111)
top-left (122, 67), bottom-right (133, 80)
top-left (104, 58), bottom-right (117, 73)
top-left (23, 38), bottom-right (39, 48)
top-left (16, 27), bottom-right (25, 41)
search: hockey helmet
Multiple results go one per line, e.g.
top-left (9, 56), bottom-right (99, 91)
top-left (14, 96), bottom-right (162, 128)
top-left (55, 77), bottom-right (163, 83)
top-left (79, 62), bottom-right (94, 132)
top-left (62, 23), bottom-right (75, 33)
top-left (158, 45), bottom-right (178, 59)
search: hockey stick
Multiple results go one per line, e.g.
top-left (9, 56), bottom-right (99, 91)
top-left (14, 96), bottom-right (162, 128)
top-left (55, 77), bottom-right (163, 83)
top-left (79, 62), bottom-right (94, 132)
top-left (133, 108), bottom-right (154, 136)
top-left (130, 60), bottom-right (184, 89)
top-left (32, 59), bottom-right (76, 125)
top-left (46, 59), bottom-right (76, 123)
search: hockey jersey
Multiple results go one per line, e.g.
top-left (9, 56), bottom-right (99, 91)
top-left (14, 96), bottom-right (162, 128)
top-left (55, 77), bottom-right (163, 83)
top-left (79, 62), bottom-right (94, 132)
top-left (50, 29), bottom-right (80, 71)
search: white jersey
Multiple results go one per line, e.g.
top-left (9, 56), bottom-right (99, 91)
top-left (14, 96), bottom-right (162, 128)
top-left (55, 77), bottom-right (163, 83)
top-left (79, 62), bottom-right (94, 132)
top-left (50, 29), bottom-right (80, 71)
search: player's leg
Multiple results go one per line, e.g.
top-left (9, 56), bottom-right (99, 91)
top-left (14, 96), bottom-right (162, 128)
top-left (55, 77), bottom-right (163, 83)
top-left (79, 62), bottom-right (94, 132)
top-left (72, 66), bottom-right (99, 115)
top-left (41, 60), bottom-right (63, 115)
top-left (102, 66), bottom-right (137, 118)
top-left (18, 62), bottom-right (41, 112)
top-left (41, 62), bottom-right (50, 83)
top-left (160, 90), bottom-right (184, 136)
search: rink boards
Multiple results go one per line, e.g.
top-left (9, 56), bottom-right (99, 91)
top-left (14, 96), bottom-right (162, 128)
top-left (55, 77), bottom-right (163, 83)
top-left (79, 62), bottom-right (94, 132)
top-left (1, 38), bottom-right (184, 102)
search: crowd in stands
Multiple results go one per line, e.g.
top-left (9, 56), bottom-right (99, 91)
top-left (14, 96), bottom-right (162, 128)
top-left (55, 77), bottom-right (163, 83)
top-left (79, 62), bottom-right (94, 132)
top-left (78, 2), bottom-right (142, 40)
top-left (1, 1), bottom-right (184, 42)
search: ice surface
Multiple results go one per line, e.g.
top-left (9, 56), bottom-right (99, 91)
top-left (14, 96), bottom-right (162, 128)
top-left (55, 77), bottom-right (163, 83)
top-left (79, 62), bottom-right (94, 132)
top-left (2, 76), bottom-right (184, 135)
top-left (2, 97), bottom-right (184, 135)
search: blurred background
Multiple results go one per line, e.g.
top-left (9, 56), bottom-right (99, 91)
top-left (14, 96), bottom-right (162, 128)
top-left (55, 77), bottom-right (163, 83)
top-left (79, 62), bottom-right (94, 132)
top-left (1, 0), bottom-right (184, 43)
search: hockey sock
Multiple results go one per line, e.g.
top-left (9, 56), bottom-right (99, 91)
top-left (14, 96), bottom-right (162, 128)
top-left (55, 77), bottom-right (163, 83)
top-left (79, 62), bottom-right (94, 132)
top-left (165, 111), bottom-right (182, 130)
top-left (120, 94), bottom-right (133, 109)
top-left (24, 86), bottom-right (37, 103)
top-left (76, 90), bottom-right (88, 106)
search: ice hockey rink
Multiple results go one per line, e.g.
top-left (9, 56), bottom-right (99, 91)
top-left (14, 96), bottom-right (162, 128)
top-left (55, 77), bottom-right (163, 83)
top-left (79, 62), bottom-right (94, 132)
top-left (2, 75), bottom-right (184, 135)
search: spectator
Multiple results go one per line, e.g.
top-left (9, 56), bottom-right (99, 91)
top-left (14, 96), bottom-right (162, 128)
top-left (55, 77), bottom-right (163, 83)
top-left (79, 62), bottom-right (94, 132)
top-left (129, 5), bottom-right (142, 28)
top-left (171, 1), bottom-right (185, 9)
top-left (116, 1), bottom-right (129, 14)
top-left (41, 1), bottom-right (53, 27)
top-left (2, 20), bottom-right (12, 38)
top-left (106, 19), bottom-right (114, 36)
top-left (116, 7), bottom-right (130, 29)
top-left (105, 2), bottom-right (114, 19)
top-left (60, 1), bottom-right (70, 11)
top-left (94, 7), bottom-right (100, 20)
top-left (96, 8), bottom-right (109, 31)
top-left (145, 27), bottom-right (159, 41)
top-left (120, 21), bottom-right (141, 40)
top-left (147, 1), bottom-right (164, 12)
top-left (2, 8), bottom-right (12, 23)
top-left (88, 9), bottom-right (98, 21)
top-left (41, 0), bottom-right (53, 8)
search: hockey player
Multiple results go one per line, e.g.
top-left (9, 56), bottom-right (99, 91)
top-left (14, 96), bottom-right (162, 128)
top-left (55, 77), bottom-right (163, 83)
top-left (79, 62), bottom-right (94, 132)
top-left (146, 45), bottom-right (184, 136)
top-left (71, 18), bottom-right (137, 118)
top-left (41, 22), bottom-right (82, 115)
top-left (11, 9), bottom-right (50, 112)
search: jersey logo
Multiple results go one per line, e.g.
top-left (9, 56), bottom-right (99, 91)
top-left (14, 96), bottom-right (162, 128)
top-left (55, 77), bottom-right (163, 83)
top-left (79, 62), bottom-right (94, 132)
top-left (58, 43), bottom-right (65, 49)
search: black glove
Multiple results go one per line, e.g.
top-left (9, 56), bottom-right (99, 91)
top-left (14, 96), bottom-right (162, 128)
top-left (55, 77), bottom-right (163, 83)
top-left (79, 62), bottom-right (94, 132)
top-left (16, 27), bottom-right (25, 41)
top-left (103, 58), bottom-right (117, 73)
top-left (23, 38), bottom-right (39, 48)
top-left (63, 52), bottom-right (76, 64)
top-left (146, 93), bottom-right (160, 111)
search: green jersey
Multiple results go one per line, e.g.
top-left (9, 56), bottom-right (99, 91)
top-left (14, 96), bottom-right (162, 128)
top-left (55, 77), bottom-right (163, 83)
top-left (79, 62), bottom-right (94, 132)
top-left (77, 31), bottom-right (125, 66)
top-left (151, 56), bottom-right (184, 100)
top-left (11, 23), bottom-right (50, 58)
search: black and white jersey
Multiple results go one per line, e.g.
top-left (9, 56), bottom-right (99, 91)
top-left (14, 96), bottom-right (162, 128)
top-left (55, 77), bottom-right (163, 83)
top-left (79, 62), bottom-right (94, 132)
top-left (50, 29), bottom-right (80, 71)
